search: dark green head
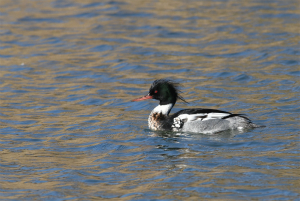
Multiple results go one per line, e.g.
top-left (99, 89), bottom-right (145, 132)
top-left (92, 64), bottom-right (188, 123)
top-left (148, 79), bottom-right (186, 105)
top-left (132, 79), bottom-right (187, 105)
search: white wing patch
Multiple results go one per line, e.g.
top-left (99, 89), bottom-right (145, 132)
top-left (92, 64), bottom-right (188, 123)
top-left (177, 113), bottom-right (230, 122)
top-left (204, 113), bottom-right (231, 121)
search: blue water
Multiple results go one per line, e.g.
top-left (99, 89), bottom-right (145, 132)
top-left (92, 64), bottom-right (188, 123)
top-left (0, 0), bottom-right (299, 200)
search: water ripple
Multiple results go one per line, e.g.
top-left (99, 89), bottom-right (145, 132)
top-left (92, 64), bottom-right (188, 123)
top-left (0, 0), bottom-right (299, 200)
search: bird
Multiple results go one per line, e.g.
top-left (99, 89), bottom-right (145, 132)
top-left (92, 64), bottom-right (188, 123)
top-left (132, 79), bottom-right (263, 134)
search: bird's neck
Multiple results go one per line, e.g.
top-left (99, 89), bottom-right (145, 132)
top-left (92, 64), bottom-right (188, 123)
top-left (151, 103), bottom-right (174, 116)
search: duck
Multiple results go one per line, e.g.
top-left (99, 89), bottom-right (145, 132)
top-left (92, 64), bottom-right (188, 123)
top-left (132, 79), bottom-right (263, 134)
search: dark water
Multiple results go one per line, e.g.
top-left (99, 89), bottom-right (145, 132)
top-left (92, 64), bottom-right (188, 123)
top-left (0, 0), bottom-right (299, 200)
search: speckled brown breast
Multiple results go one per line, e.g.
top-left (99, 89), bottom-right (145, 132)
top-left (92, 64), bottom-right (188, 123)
top-left (148, 112), bottom-right (167, 130)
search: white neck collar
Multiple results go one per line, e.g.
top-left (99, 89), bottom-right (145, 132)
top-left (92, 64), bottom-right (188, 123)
top-left (151, 103), bottom-right (173, 115)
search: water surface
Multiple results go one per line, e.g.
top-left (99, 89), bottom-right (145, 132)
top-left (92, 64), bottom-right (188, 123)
top-left (0, 0), bottom-right (299, 200)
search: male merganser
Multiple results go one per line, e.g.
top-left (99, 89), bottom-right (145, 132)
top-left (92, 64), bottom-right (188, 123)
top-left (132, 79), bottom-right (262, 134)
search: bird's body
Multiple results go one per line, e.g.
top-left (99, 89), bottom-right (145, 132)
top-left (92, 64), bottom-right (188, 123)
top-left (132, 79), bottom-right (262, 134)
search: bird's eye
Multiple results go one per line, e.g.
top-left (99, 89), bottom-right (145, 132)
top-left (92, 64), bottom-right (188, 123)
top-left (154, 90), bottom-right (158, 93)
